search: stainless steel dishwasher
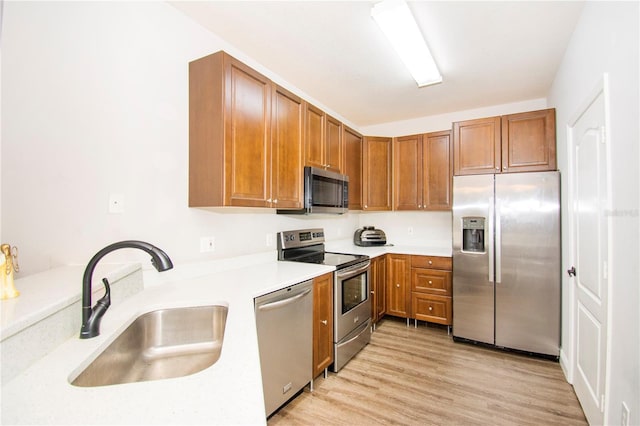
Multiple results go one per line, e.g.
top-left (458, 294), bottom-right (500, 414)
top-left (254, 279), bottom-right (313, 418)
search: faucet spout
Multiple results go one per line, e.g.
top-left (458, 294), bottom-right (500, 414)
top-left (80, 240), bottom-right (173, 339)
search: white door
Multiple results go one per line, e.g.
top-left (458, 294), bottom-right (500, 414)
top-left (569, 78), bottom-right (610, 425)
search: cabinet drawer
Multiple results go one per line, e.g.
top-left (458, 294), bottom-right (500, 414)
top-left (411, 294), bottom-right (452, 325)
top-left (411, 255), bottom-right (452, 270)
top-left (411, 268), bottom-right (452, 295)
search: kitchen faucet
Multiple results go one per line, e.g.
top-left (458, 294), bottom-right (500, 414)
top-left (80, 240), bottom-right (173, 339)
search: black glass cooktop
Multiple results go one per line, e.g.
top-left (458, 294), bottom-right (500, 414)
top-left (277, 228), bottom-right (369, 270)
top-left (292, 252), bottom-right (367, 269)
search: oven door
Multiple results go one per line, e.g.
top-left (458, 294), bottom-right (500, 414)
top-left (334, 260), bottom-right (371, 342)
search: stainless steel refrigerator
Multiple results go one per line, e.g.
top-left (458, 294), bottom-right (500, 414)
top-left (452, 171), bottom-right (560, 357)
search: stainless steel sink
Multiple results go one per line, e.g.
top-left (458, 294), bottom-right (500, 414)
top-left (70, 305), bottom-right (228, 387)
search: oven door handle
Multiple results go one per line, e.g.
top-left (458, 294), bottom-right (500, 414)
top-left (336, 260), bottom-right (371, 280)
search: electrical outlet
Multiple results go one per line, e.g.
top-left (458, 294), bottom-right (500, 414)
top-left (408, 227), bottom-right (414, 235)
top-left (200, 236), bottom-right (215, 253)
top-left (622, 402), bottom-right (630, 426)
top-left (266, 233), bottom-right (273, 247)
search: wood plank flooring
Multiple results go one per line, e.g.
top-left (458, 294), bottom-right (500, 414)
top-left (269, 317), bottom-right (587, 426)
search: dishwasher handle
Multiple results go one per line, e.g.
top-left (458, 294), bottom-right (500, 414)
top-left (257, 288), bottom-right (312, 312)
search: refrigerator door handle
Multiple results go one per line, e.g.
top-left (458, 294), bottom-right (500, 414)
top-left (495, 201), bottom-right (502, 284)
top-left (488, 197), bottom-right (495, 283)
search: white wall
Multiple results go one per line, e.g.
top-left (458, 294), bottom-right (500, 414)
top-left (1, 1), bottom-right (363, 276)
top-left (1, 1), bottom-right (552, 278)
top-left (547, 2), bottom-right (639, 424)
top-left (360, 98), bottom-right (547, 136)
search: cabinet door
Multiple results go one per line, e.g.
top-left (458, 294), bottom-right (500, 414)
top-left (423, 130), bottom-right (452, 210)
top-left (393, 134), bottom-right (422, 210)
top-left (501, 108), bottom-right (556, 173)
top-left (313, 273), bottom-right (334, 377)
top-left (272, 85), bottom-right (304, 209)
top-left (224, 56), bottom-right (272, 206)
top-left (305, 103), bottom-right (325, 170)
top-left (375, 255), bottom-right (387, 322)
top-left (386, 254), bottom-right (410, 318)
top-left (453, 116), bottom-right (501, 176)
top-left (325, 114), bottom-right (343, 173)
top-left (371, 255), bottom-right (387, 326)
top-left (363, 136), bottom-right (392, 211)
top-left (343, 126), bottom-right (363, 210)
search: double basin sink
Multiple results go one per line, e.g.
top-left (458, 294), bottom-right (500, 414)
top-left (70, 305), bottom-right (228, 387)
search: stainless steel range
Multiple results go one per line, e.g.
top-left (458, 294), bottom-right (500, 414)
top-left (277, 228), bottom-right (372, 372)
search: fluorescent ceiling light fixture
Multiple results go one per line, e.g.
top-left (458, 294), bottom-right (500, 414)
top-left (371, 0), bottom-right (442, 87)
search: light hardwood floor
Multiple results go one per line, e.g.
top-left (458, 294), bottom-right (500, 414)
top-left (269, 317), bottom-right (587, 426)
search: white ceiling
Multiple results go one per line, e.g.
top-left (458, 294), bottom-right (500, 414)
top-left (170, 1), bottom-right (584, 127)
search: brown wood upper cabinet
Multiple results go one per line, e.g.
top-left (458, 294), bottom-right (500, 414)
top-left (271, 85), bottom-right (305, 209)
top-left (343, 126), bottom-right (363, 210)
top-left (393, 130), bottom-right (452, 211)
top-left (362, 136), bottom-right (392, 211)
top-left (305, 103), bottom-right (343, 173)
top-left (453, 108), bottom-right (556, 175)
top-left (188, 51), bottom-right (303, 209)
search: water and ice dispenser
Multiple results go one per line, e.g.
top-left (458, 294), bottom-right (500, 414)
top-left (462, 217), bottom-right (485, 253)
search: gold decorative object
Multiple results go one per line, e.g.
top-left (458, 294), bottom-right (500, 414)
top-left (1, 244), bottom-right (20, 300)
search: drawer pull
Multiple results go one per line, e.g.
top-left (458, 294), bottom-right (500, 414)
top-left (428, 280), bottom-right (433, 284)
top-left (428, 260), bottom-right (433, 265)
top-left (396, 284), bottom-right (400, 288)
top-left (321, 320), bottom-right (328, 325)
top-left (429, 306), bottom-right (433, 311)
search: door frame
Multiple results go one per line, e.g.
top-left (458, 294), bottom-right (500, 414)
top-left (564, 73), bottom-right (613, 420)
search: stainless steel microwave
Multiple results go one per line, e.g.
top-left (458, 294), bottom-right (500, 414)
top-left (278, 166), bottom-right (349, 214)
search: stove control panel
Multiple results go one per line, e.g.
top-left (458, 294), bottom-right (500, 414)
top-left (277, 228), bottom-right (325, 250)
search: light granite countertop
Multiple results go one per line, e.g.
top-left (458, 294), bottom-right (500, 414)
top-left (1, 243), bottom-right (451, 425)
top-left (1, 258), bottom-right (334, 425)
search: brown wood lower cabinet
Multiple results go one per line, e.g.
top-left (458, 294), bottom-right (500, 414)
top-left (370, 255), bottom-right (386, 327)
top-left (410, 255), bottom-right (452, 326)
top-left (381, 254), bottom-right (453, 327)
top-left (313, 273), bottom-right (333, 378)
top-left (385, 254), bottom-right (411, 318)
